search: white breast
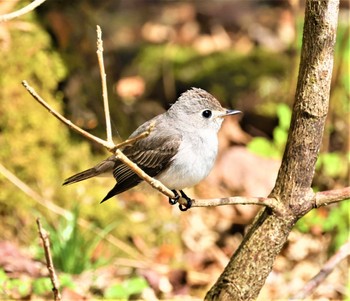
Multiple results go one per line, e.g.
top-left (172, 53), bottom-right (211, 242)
top-left (156, 129), bottom-right (218, 190)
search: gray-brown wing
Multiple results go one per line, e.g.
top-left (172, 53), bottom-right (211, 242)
top-left (101, 133), bottom-right (182, 202)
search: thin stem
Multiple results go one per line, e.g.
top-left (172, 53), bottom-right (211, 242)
top-left (96, 25), bottom-right (113, 144)
top-left (112, 121), bottom-right (155, 150)
top-left (0, 0), bottom-right (47, 22)
top-left (191, 196), bottom-right (279, 210)
top-left (20, 80), bottom-right (175, 199)
top-left (21, 80), bottom-right (115, 150)
top-left (36, 218), bottom-right (61, 301)
top-left (115, 149), bottom-right (176, 199)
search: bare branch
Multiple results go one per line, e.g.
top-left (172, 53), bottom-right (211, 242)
top-left (191, 196), bottom-right (280, 211)
top-left (315, 187), bottom-right (350, 207)
top-left (112, 121), bottom-right (155, 150)
top-left (21, 80), bottom-right (115, 150)
top-left (21, 79), bottom-right (176, 200)
top-left (22, 26), bottom-right (316, 212)
top-left (21, 81), bottom-right (349, 213)
top-left (115, 149), bottom-right (176, 199)
top-left (96, 25), bottom-right (113, 144)
top-left (0, 0), bottom-right (47, 22)
top-left (290, 240), bottom-right (350, 300)
top-left (36, 218), bottom-right (61, 301)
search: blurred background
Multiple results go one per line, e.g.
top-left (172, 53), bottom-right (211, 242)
top-left (0, 0), bottom-right (349, 299)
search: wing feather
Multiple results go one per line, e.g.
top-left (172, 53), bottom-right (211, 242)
top-left (101, 131), bottom-right (182, 202)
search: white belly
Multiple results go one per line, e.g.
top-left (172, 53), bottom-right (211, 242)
top-left (156, 130), bottom-right (218, 190)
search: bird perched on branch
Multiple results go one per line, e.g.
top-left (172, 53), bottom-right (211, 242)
top-left (63, 88), bottom-right (241, 211)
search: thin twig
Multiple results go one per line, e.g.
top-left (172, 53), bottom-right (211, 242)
top-left (21, 80), bottom-right (176, 199)
top-left (0, 162), bottom-right (144, 260)
top-left (96, 25), bottom-right (113, 144)
top-left (315, 187), bottom-right (350, 207)
top-left (115, 149), bottom-right (176, 199)
top-left (111, 121), bottom-right (155, 151)
top-left (36, 218), bottom-right (61, 301)
top-left (191, 196), bottom-right (279, 210)
top-left (0, 0), bottom-right (47, 22)
top-left (290, 240), bottom-right (350, 300)
top-left (22, 80), bottom-right (115, 150)
top-left (22, 80), bottom-right (153, 151)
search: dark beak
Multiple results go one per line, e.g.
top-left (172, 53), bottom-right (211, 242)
top-left (219, 109), bottom-right (242, 118)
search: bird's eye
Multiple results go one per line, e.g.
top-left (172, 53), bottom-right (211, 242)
top-left (202, 110), bottom-right (212, 118)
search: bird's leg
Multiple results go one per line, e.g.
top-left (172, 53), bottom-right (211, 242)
top-left (169, 190), bottom-right (180, 205)
top-left (178, 190), bottom-right (192, 211)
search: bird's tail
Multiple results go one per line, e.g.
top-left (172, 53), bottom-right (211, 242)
top-left (63, 156), bottom-right (116, 186)
top-left (63, 168), bottom-right (99, 185)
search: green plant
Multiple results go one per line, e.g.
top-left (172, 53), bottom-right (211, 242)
top-left (104, 276), bottom-right (149, 299)
top-left (296, 201), bottom-right (349, 251)
top-left (247, 103), bottom-right (292, 158)
top-left (0, 269), bottom-right (31, 299)
top-left (316, 152), bottom-right (349, 179)
top-left (32, 277), bottom-right (52, 296)
top-left (40, 209), bottom-right (115, 274)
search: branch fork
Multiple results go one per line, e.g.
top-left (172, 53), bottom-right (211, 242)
top-left (21, 25), bottom-right (350, 213)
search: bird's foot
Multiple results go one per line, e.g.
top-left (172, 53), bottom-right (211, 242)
top-left (178, 190), bottom-right (192, 211)
top-left (169, 190), bottom-right (180, 205)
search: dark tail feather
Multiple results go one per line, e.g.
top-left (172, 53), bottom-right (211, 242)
top-left (100, 183), bottom-right (120, 203)
top-left (100, 176), bottom-right (143, 203)
top-left (63, 168), bottom-right (99, 185)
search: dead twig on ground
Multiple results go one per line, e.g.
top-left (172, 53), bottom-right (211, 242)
top-left (290, 240), bottom-right (350, 300)
top-left (36, 218), bottom-right (61, 301)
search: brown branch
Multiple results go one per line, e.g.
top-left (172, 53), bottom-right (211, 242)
top-left (21, 80), bottom-right (176, 199)
top-left (315, 187), bottom-right (350, 207)
top-left (190, 187), bottom-right (349, 211)
top-left (21, 51), bottom-right (284, 208)
top-left (21, 38), bottom-right (348, 215)
top-left (111, 121), bottom-right (155, 150)
top-left (115, 149), bottom-right (175, 199)
top-left (0, 0), bottom-right (47, 22)
top-left (290, 240), bottom-right (350, 300)
top-left (191, 196), bottom-right (280, 211)
top-left (205, 1), bottom-right (340, 299)
top-left (22, 80), bottom-right (154, 151)
top-left (36, 218), bottom-right (61, 301)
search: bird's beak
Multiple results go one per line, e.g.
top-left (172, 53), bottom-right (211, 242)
top-left (219, 109), bottom-right (242, 118)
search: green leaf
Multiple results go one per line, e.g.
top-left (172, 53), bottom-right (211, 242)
top-left (123, 277), bottom-right (148, 295)
top-left (32, 278), bottom-right (52, 295)
top-left (104, 277), bottom-right (148, 299)
top-left (276, 103), bottom-right (292, 130)
top-left (104, 283), bottom-right (128, 299)
top-left (319, 153), bottom-right (344, 178)
top-left (273, 127), bottom-right (288, 149)
top-left (247, 137), bottom-right (279, 158)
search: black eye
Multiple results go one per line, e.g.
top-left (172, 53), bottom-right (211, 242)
top-left (202, 110), bottom-right (212, 118)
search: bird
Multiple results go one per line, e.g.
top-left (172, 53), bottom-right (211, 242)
top-left (63, 88), bottom-right (241, 211)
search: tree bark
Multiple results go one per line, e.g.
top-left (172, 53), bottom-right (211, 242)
top-left (205, 1), bottom-right (339, 300)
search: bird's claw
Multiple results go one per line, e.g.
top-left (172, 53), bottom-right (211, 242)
top-left (169, 190), bottom-right (192, 211)
top-left (178, 190), bottom-right (192, 211)
top-left (169, 190), bottom-right (180, 205)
